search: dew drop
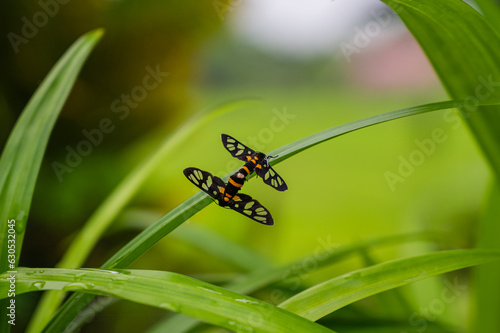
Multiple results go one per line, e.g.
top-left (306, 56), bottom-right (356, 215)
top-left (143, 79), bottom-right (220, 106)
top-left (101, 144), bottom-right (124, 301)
top-left (235, 298), bottom-right (258, 304)
top-left (197, 286), bottom-right (222, 295)
top-left (32, 281), bottom-right (46, 290)
top-left (159, 302), bottom-right (183, 313)
top-left (344, 272), bottom-right (362, 280)
top-left (158, 302), bottom-right (172, 310)
top-left (62, 282), bottom-right (95, 291)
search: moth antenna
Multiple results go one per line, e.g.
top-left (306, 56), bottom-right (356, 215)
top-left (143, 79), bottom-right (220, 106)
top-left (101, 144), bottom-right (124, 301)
top-left (264, 154), bottom-right (278, 166)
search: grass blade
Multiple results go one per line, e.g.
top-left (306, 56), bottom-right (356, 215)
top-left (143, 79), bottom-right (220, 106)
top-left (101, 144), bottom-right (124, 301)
top-left (356, 248), bottom-right (412, 318)
top-left (0, 28), bottom-right (103, 271)
top-left (28, 100), bottom-right (256, 333)
top-left (0, 29), bottom-right (103, 332)
top-left (1, 268), bottom-right (336, 333)
top-left (268, 99), bottom-right (499, 165)
top-left (148, 231), bottom-right (433, 333)
top-left (278, 249), bottom-right (500, 321)
top-left (323, 324), bottom-right (458, 333)
top-left (43, 98), bottom-right (500, 332)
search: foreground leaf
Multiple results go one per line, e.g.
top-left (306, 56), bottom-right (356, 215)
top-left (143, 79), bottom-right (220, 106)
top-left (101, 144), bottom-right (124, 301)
top-left (0, 28), bottom-right (103, 272)
top-left (0, 29), bottom-right (103, 332)
top-left (475, 0), bottom-right (500, 34)
top-left (148, 231), bottom-right (433, 333)
top-left (1, 268), bottom-right (335, 333)
top-left (278, 249), bottom-right (500, 321)
top-left (382, 0), bottom-right (500, 176)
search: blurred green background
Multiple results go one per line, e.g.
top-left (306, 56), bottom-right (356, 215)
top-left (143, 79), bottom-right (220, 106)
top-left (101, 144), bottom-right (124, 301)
top-left (0, 0), bottom-right (488, 332)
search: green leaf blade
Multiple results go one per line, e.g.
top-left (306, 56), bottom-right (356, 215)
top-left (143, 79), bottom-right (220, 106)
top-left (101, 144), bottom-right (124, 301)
top-left (0, 28), bottom-right (103, 271)
top-left (0, 29), bottom-right (103, 333)
top-left (148, 231), bottom-right (434, 333)
top-left (2, 268), bottom-right (336, 333)
top-left (382, 0), bottom-right (500, 176)
top-left (279, 249), bottom-right (500, 321)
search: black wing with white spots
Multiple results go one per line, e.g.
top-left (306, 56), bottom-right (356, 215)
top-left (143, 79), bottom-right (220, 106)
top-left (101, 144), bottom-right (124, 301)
top-left (221, 134), bottom-right (256, 161)
top-left (183, 167), bottom-right (225, 201)
top-left (230, 193), bottom-right (274, 225)
top-left (183, 167), bottom-right (274, 225)
top-left (221, 133), bottom-right (288, 191)
top-left (255, 163), bottom-right (288, 191)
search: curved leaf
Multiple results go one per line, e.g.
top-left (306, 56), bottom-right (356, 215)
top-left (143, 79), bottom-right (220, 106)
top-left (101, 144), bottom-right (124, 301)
top-left (148, 231), bottom-right (434, 333)
top-left (0, 28), bottom-right (103, 271)
top-left (0, 29), bottom-right (103, 332)
top-left (1, 268), bottom-right (335, 333)
top-left (278, 249), bottom-right (500, 321)
top-left (382, 0), bottom-right (500, 175)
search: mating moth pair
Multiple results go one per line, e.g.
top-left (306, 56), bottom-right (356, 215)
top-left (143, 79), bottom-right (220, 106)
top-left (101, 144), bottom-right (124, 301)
top-left (184, 134), bottom-right (287, 225)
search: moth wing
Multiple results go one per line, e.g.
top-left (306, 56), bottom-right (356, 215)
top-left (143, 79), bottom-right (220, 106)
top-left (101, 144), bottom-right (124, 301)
top-left (221, 134), bottom-right (256, 161)
top-left (183, 167), bottom-right (224, 200)
top-left (229, 193), bottom-right (274, 225)
top-left (255, 164), bottom-right (288, 191)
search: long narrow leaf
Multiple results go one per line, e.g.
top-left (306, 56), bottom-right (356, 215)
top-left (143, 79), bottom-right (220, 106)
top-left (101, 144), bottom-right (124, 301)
top-left (0, 29), bottom-right (103, 332)
top-left (0, 28), bottom-right (103, 271)
top-left (268, 99), bottom-right (499, 164)
top-left (148, 231), bottom-right (433, 333)
top-left (1, 268), bottom-right (336, 333)
top-left (44, 98), bottom-right (500, 332)
top-left (278, 249), bottom-right (500, 321)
